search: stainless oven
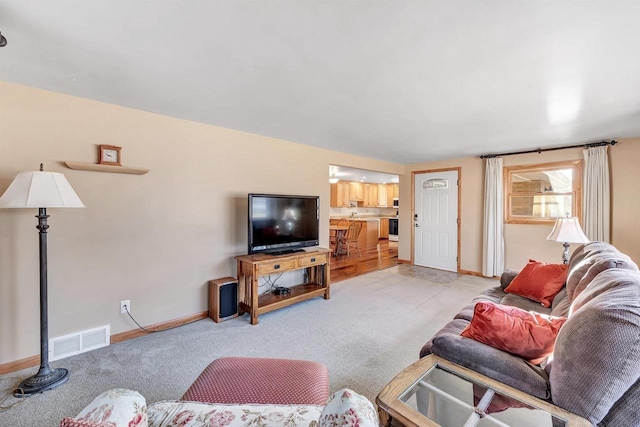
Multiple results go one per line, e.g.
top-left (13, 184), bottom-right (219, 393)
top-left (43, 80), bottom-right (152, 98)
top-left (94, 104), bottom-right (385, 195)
top-left (389, 218), bottom-right (398, 241)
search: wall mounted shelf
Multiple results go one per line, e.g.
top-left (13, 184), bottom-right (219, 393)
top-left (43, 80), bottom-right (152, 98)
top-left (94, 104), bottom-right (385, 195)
top-left (64, 161), bottom-right (149, 175)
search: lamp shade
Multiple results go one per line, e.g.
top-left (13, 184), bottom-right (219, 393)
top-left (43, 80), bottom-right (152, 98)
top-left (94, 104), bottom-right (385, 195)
top-left (546, 217), bottom-right (590, 244)
top-left (0, 171), bottom-right (85, 208)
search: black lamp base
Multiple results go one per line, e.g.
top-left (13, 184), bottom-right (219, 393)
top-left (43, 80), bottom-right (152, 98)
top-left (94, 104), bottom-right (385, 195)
top-left (14, 367), bottom-right (69, 397)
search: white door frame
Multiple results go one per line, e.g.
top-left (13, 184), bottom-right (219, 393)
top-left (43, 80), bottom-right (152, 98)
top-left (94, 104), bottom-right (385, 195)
top-left (411, 167), bottom-right (461, 271)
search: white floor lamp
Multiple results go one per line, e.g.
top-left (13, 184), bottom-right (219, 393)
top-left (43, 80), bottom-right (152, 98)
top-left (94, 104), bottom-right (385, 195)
top-left (0, 164), bottom-right (84, 397)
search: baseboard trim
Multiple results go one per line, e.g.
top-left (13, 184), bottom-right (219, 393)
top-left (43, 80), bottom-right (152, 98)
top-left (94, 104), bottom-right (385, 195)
top-left (397, 258), bottom-right (412, 264)
top-left (0, 311), bottom-right (210, 375)
top-left (0, 355), bottom-right (40, 375)
top-left (459, 269), bottom-right (494, 278)
top-left (112, 311), bottom-right (209, 343)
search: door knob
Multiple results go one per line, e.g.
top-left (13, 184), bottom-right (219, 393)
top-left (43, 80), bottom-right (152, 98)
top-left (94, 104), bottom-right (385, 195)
top-left (415, 223), bottom-right (420, 227)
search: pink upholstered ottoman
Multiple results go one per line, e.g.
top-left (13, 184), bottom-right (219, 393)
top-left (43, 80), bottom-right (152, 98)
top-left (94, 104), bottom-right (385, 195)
top-left (182, 356), bottom-right (330, 405)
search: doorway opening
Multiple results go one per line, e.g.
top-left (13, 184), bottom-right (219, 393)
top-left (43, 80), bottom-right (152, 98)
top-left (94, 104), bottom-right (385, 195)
top-left (328, 165), bottom-right (400, 281)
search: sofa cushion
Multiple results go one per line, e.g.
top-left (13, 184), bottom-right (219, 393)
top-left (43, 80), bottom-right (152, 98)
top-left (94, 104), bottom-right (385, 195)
top-left (453, 303), bottom-right (477, 322)
top-left (567, 243), bottom-right (587, 265)
top-left (551, 287), bottom-right (567, 308)
top-left (472, 284), bottom-right (554, 314)
top-left (571, 258), bottom-right (638, 310)
top-left (499, 293), bottom-right (553, 314)
top-left (472, 287), bottom-right (506, 304)
top-left (549, 269), bottom-right (640, 424)
top-left (456, 293), bottom-right (553, 322)
top-left (598, 378), bottom-right (640, 427)
top-left (147, 401), bottom-right (323, 427)
top-left (499, 269), bottom-right (520, 289)
top-left (549, 288), bottom-right (570, 318)
top-left (318, 389), bottom-right (379, 427)
top-left (571, 267), bottom-right (640, 314)
top-left (565, 243), bottom-right (637, 301)
top-left (60, 388), bottom-right (147, 427)
top-left (565, 249), bottom-right (613, 301)
top-left (460, 302), bottom-right (566, 365)
top-left (419, 318), bottom-right (468, 358)
top-left (504, 260), bottom-right (568, 307)
top-left (430, 334), bottom-right (550, 399)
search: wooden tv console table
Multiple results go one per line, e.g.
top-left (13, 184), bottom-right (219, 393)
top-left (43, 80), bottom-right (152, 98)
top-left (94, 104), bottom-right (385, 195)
top-left (235, 248), bottom-right (331, 325)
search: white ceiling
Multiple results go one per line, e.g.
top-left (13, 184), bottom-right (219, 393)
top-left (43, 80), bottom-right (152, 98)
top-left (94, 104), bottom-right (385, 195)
top-left (1, 1), bottom-right (639, 164)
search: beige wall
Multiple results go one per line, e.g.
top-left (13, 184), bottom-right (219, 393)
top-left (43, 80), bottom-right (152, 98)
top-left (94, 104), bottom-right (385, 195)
top-left (399, 138), bottom-right (640, 273)
top-left (3, 81), bottom-right (638, 365)
top-left (0, 82), bottom-right (404, 364)
top-left (610, 138), bottom-right (640, 261)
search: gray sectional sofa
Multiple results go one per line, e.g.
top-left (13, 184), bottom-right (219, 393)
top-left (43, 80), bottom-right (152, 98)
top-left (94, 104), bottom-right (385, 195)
top-left (420, 242), bottom-right (640, 426)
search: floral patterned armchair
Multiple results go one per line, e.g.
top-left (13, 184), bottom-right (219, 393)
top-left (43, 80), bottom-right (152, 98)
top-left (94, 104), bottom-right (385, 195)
top-left (60, 388), bottom-right (379, 427)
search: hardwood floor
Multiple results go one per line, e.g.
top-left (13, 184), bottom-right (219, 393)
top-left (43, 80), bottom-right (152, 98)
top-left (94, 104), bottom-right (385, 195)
top-left (330, 239), bottom-right (398, 282)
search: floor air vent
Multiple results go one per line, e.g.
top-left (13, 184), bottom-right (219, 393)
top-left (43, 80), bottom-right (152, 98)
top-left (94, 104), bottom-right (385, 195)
top-left (49, 325), bottom-right (110, 361)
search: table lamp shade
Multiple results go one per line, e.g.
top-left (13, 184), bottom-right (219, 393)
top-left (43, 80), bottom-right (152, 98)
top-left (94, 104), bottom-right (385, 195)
top-left (0, 171), bottom-right (85, 208)
top-left (546, 217), bottom-right (590, 244)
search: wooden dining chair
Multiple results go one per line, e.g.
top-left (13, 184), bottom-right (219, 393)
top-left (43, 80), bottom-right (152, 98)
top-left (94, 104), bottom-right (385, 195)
top-left (345, 221), bottom-right (363, 257)
top-left (330, 219), bottom-right (350, 244)
top-left (331, 219), bottom-right (351, 256)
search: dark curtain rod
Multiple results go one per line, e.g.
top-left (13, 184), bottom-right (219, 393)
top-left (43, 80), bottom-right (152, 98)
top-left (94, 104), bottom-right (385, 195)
top-left (479, 139), bottom-right (617, 159)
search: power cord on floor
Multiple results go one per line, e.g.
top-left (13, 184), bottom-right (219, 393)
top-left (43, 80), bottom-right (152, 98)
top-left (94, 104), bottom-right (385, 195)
top-left (123, 305), bottom-right (203, 334)
top-left (0, 378), bottom-right (28, 412)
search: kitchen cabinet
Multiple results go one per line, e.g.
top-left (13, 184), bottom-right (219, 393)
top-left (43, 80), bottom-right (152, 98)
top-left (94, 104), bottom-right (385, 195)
top-left (379, 217), bottom-right (389, 239)
top-left (386, 184), bottom-right (398, 207)
top-left (362, 184), bottom-right (370, 206)
top-left (357, 219), bottom-right (379, 249)
top-left (377, 184), bottom-right (388, 206)
top-left (349, 182), bottom-right (364, 201)
top-left (387, 184), bottom-right (394, 207)
top-left (330, 182), bottom-right (350, 207)
top-left (370, 185), bottom-right (379, 207)
top-left (363, 184), bottom-right (378, 207)
top-left (330, 180), bottom-right (398, 208)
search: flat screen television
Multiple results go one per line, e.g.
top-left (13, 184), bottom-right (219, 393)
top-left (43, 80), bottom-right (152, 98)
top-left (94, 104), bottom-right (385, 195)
top-left (248, 193), bottom-right (319, 255)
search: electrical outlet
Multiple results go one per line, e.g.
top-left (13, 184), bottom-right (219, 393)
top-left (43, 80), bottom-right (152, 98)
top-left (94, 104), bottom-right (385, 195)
top-left (120, 300), bottom-right (130, 314)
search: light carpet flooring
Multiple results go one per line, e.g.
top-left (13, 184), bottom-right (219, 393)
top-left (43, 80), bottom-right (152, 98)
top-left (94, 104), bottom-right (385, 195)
top-left (0, 265), bottom-right (496, 426)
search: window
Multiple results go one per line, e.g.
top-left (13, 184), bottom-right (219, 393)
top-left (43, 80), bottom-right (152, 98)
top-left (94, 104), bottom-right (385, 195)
top-left (505, 160), bottom-right (582, 224)
top-left (423, 178), bottom-right (449, 190)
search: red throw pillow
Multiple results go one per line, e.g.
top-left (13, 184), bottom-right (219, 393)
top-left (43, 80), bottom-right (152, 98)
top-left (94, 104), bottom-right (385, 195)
top-left (461, 302), bottom-right (567, 364)
top-left (504, 259), bottom-right (568, 307)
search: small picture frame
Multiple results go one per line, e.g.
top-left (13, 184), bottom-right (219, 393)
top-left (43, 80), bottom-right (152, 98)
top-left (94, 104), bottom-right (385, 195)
top-left (98, 145), bottom-right (122, 166)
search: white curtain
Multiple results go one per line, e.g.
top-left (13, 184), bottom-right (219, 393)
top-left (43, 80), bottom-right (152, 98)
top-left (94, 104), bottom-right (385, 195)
top-left (583, 146), bottom-right (610, 242)
top-left (483, 157), bottom-right (505, 277)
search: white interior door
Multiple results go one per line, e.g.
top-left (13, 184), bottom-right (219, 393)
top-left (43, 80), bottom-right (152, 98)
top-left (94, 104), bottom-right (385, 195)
top-left (414, 170), bottom-right (459, 271)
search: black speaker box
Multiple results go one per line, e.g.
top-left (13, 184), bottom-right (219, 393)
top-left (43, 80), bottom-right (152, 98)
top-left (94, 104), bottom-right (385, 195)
top-left (209, 277), bottom-right (238, 323)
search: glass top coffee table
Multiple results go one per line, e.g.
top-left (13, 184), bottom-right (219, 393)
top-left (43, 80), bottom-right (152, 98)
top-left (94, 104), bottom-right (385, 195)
top-left (376, 355), bottom-right (590, 427)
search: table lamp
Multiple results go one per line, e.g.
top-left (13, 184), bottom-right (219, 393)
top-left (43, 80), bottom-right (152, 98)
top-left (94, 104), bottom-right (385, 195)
top-left (546, 215), bottom-right (590, 264)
